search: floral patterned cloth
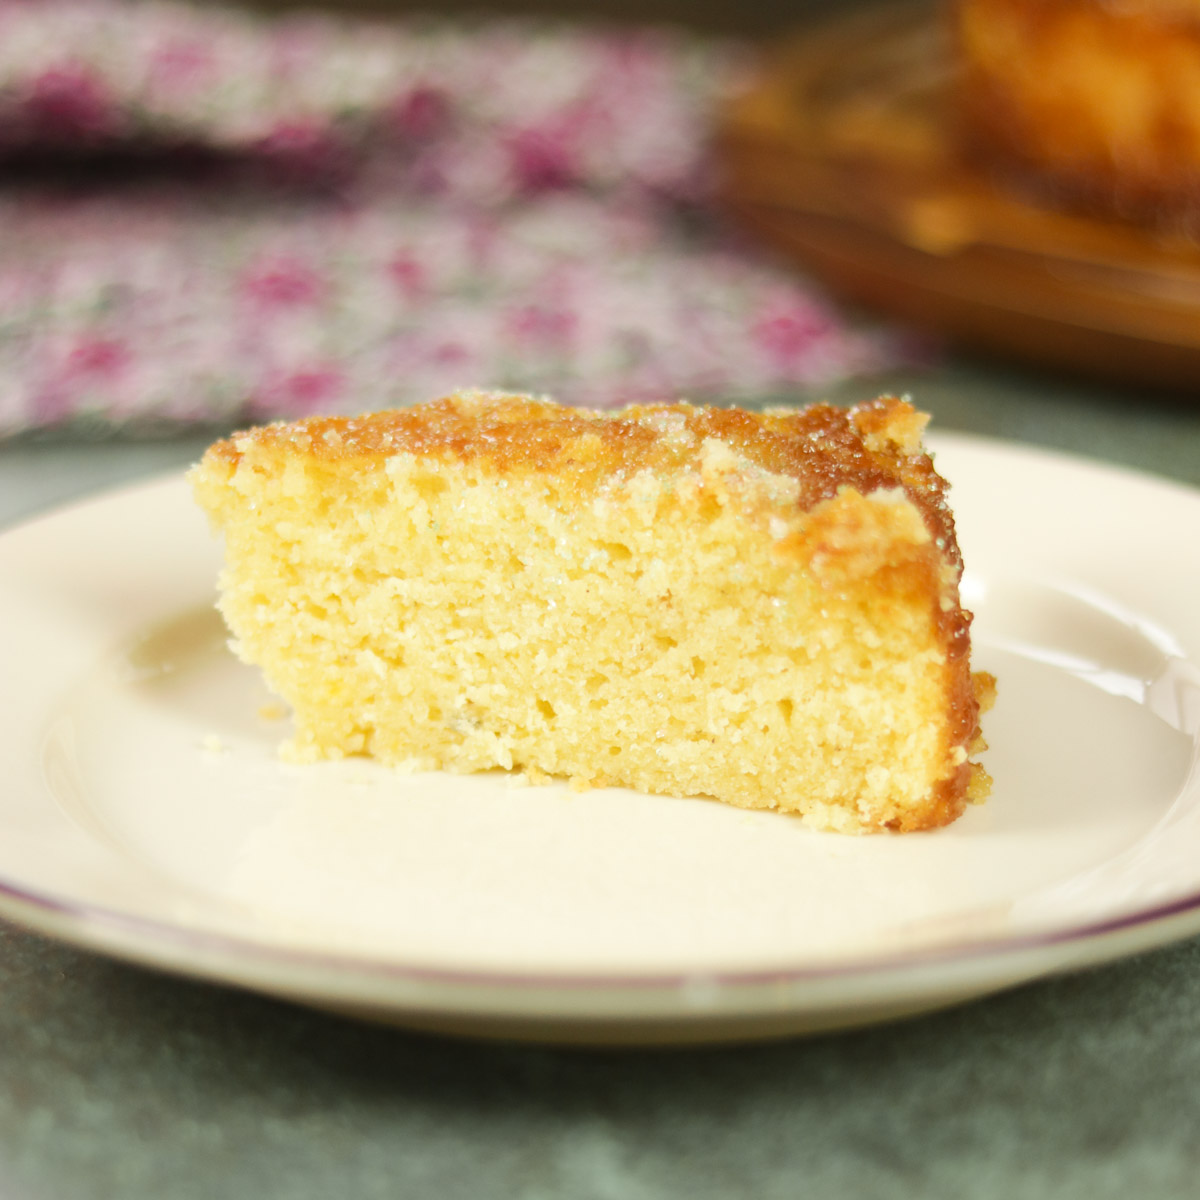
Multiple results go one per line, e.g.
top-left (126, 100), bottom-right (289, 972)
top-left (0, 0), bottom-right (927, 438)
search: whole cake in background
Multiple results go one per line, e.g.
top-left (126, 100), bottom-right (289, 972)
top-left (191, 391), bottom-right (993, 835)
top-left (955, 0), bottom-right (1200, 228)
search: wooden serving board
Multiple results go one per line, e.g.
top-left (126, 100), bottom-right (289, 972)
top-left (716, 2), bottom-right (1200, 392)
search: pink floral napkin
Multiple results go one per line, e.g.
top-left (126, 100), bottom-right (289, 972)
top-left (0, 0), bottom-right (927, 438)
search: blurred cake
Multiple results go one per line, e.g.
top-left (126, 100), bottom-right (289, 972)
top-left (955, 0), bottom-right (1200, 226)
top-left (190, 390), bottom-right (992, 834)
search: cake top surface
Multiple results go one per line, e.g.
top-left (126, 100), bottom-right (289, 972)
top-left (206, 389), bottom-right (950, 524)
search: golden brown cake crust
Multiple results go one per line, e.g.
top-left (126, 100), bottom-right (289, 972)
top-left (210, 391), bottom-right (958, 554)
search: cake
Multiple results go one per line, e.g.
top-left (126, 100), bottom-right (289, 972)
top-left (190, 391), bottom-right (992, 834)
top-left (954, 0), bottom-right (1200, 227)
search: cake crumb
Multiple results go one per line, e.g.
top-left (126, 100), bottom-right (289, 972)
top-left (200, 733), bottom-right (228, 756)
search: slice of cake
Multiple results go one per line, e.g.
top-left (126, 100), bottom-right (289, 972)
top-left (190, 391), bottom-right (992, 834)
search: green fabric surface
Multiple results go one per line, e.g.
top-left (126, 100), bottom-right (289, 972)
top-left (2, 923), bottom-right (1199, 1200)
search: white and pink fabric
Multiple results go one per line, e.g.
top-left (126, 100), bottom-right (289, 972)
top-left (0, 0), bottom-right (926, 437)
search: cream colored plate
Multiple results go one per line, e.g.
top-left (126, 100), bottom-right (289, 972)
top-left (2, 434), bottom-right (1199, 1044)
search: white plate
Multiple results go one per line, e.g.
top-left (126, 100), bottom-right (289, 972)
top-left (2, 433), bottom-right (1199, 1045)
